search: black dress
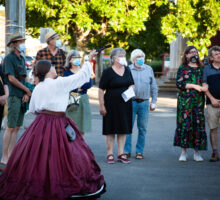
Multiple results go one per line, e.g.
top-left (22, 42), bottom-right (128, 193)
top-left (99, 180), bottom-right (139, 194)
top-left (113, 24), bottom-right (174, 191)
top-left (99, 67), bottom-right (134, 135)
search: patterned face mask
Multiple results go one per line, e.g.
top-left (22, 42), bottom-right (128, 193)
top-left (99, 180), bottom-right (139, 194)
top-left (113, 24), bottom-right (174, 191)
top-left (189, 55), bottom-right (199, 63)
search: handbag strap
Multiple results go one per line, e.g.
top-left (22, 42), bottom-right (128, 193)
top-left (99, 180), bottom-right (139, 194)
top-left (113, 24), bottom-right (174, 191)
top-left (69, 93), bottom-right (79, 104)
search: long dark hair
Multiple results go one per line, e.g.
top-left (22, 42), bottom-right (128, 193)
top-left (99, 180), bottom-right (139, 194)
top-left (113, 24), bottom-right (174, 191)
top-left (182, 45), bottom-right (203, 67)
top-left (35, 60), bottom-right (51, 82)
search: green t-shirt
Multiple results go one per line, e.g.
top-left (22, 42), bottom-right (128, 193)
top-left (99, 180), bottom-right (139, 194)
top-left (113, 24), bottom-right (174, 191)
top-left (3, 52), bottom-right (27, 97)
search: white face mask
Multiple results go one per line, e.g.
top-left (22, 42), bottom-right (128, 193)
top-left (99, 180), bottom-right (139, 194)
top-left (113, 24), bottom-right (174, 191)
top-left (118, 57), bottom-right (127, 66)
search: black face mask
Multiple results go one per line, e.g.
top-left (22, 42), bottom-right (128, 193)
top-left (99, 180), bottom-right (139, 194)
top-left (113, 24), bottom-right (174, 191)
top-left (189, 55), bottom-right (199, 63)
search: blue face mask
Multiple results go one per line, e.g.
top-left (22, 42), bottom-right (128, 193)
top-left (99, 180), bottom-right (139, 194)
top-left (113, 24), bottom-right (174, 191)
top-left (18, 43), bottom-right (26, 53)
top-left (72, 58), bottom-right (81, 66)
top-left (136, 57), bottom-right (144, 66)
top-left (56, 39), bottom-right (62, 48)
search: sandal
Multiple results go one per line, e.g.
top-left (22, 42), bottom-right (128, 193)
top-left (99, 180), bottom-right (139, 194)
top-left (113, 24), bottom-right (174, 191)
top-left (117, 154), bottom-right (131, 164)
top-left (124, 153), bottom-right (131, 158)
top-left (135, 153), bottom-right (144, 159)
top-left (107, 154), bottom-right (115, 164)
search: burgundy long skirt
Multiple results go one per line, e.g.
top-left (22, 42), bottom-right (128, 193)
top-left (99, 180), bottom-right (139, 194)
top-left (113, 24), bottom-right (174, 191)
top-left (0, 113), bottom-right (105, 200)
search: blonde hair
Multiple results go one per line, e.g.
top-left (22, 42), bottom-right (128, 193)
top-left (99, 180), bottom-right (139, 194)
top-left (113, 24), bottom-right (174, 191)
top-left (130, 49), bottom-right (145, 64)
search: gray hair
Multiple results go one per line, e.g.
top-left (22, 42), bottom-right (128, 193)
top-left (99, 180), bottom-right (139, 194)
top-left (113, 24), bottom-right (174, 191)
top-left (130, 49), bottom-right (145, 64)
top-left (64, 50), bottom-right (80, 68)
top-left (110, 48), bottom-right (126, 65)
top-left (8, 42), bottom-right (17, 53)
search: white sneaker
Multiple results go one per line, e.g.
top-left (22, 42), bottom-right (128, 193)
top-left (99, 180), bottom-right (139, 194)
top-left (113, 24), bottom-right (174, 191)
top-left (179, 152), bottom-right (187, 162)
top-left (194, 153), bottom-right (203, 162)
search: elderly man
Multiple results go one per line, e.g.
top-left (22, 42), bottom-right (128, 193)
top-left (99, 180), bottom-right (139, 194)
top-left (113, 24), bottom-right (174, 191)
top-left (36, 30), bottom-right (66, 76)
top-left (202, 45), bottom-right (220, 162)
top-left (1, 32), bottom-right (31, 165)
top-left (124, 49), bottom-right (158, 159)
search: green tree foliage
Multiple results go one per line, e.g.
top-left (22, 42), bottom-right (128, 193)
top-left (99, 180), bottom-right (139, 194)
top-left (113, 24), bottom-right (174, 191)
top-left (25, 0), bottom-right (153, 52)
top-left (2, 0), bottom-right (219, 59)
top-left (128, 4), bottom-right (170, 59)
top-left (161, 0), bottom-right (220, 57)
top-left (0, 0), bottom-right (5, 6)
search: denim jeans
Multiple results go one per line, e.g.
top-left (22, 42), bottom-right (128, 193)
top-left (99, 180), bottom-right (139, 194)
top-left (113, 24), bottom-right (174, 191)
top-left (124, 100), bottom-right (149, 154)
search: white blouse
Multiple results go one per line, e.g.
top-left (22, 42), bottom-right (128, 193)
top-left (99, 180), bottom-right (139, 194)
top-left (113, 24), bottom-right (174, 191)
top-left (29, 62), bottom-right (92, 113)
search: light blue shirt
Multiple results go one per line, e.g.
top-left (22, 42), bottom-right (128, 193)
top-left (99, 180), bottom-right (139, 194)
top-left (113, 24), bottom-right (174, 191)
top-left (129, 64), bottom-right (158, 104)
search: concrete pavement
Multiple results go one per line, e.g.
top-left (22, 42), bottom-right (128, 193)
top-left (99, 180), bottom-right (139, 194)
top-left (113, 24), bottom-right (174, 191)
top-left (0, 87), bottom-right (220, 200)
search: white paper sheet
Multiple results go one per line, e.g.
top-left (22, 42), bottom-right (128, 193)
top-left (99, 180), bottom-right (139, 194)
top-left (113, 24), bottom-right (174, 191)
top-left (121, 87), bottom-right (135, 102)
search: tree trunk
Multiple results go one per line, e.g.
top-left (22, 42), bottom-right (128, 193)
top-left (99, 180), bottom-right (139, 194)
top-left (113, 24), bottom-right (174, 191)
top-left (96, 53), bottom-right (103, 82)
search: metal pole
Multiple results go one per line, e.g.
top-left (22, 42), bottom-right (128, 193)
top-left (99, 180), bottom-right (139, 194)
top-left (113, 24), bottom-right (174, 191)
top-left (5, 0), bottom-right (25, 54)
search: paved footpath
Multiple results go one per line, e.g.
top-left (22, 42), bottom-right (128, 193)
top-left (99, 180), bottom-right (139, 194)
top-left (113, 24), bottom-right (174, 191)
top-left (1, 87), bottom-right (220, 200)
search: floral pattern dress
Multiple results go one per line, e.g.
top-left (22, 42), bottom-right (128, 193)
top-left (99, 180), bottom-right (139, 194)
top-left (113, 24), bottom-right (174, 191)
top-left (174, 65), bottom-right (207, 150)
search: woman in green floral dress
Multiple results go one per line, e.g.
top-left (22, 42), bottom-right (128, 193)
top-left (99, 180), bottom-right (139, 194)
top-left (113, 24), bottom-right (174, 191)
top-left (174, 46), bottom-right (208, 162)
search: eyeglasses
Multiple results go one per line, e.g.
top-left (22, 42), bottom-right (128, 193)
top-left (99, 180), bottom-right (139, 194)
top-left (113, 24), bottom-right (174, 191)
top-left (188, 50), bottom-right (197, 55)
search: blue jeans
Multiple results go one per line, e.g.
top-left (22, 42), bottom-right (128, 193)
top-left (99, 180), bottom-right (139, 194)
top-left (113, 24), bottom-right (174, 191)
top-left (124, 100), bottom-right (149, 154)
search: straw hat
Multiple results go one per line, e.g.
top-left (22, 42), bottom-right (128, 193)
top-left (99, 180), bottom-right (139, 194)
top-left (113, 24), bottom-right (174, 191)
top-left (7, 32), bottom-right (26, 47)
top-left (45, 30), bottom-right (59, 42)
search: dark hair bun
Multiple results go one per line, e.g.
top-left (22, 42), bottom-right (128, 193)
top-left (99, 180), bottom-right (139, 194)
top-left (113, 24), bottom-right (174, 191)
top-left (35, 60), bottom-right (51, 82)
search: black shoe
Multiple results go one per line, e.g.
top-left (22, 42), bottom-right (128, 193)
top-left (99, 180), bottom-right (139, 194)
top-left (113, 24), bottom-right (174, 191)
top-left (67, 184), bottom-right (106, 199)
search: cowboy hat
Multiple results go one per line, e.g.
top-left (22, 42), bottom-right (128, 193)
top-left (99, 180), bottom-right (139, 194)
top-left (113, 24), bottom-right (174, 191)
top-left (7, 32), bottom-right (26, 47)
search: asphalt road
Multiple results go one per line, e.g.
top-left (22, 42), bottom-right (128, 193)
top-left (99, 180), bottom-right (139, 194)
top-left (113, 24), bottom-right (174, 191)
top-left (0, 88), bottom-right (220, 200)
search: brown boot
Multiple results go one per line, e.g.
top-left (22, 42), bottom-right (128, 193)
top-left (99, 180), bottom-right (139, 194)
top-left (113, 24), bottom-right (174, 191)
top-left (209, 152), bottom-right (220, 162)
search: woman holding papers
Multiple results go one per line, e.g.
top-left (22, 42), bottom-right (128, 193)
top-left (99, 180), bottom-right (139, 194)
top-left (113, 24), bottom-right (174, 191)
top-left (98, 48), bottom-right (134, 164)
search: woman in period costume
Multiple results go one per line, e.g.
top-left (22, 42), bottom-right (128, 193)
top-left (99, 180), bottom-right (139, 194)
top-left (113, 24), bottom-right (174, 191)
top-left (0, 50), bottom-right (105, 200)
